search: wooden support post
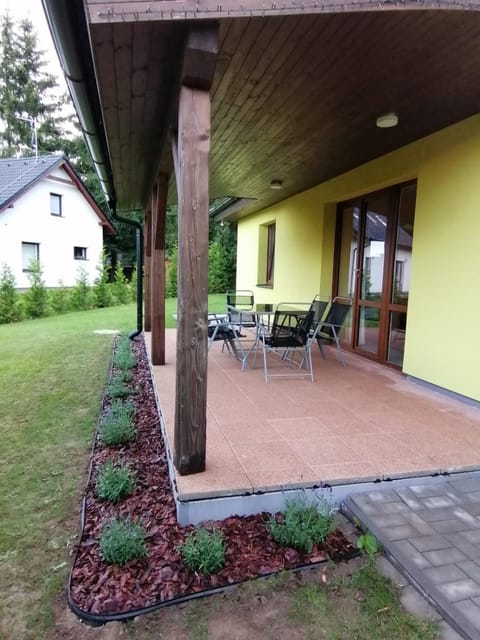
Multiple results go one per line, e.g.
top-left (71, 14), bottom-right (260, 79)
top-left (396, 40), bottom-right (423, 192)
top-left (173, 85), bottom-right (211, 475)
top-left (144, 202), bottom-right (152, 332)
top-left (151, 174), bottom-right (168, 365)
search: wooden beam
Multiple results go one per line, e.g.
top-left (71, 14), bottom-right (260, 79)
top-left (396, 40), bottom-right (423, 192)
top-left (151, 174), bottom-right (168, 365)
top-left (173, 85), bottom-right (211, 476)
top-left (181, 24), bottom-right (219, 91)
top-left (144, 201), bottom-right (152, 332)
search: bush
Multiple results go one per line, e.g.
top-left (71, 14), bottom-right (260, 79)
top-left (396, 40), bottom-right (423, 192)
top-left (95, 460), bottom-right (136, 503)
top-left (23, 260), bottom-right (49, 318)
top-left (71, 268), bottom-right (92, 311)
top-left (93, 249), bottom-right (114, 308)
top-left (178, 527), bottom-right (226, 575)
top-left (166, 244), bottom-right (178, 298)
top-left (114, 335), bottom-right (137, 370)
top-left (99, 399), bottom-right (136, 446)
top-left (99, 517), bottom-right (148, 565)
top-left (268, 498), bottom-right (336, 553)
top-left (108, 375), bottom-right (132, 399)
top-left (49, 281), bottom-right (71, 314)
top-left (0, 263), bottom-right (23, 323)
top-left (129, 265), bottom-right (138, 302)
top-left (111, 264), bottom-right (131, 304)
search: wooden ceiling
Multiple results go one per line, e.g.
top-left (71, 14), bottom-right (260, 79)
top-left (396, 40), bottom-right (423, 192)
top-left (85, 4), bottom-right (480, 217)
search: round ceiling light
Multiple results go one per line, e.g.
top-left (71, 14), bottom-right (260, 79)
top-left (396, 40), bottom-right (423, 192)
top-left (376, 112), bottom-right (398, 128)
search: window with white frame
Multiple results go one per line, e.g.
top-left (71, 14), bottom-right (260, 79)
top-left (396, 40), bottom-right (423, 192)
top-left (74, 246), bottom-right (87, 260)
top-left (22, 242), bottom-right (39, 271)
top-left (50, 192), bottom-right (62, 216)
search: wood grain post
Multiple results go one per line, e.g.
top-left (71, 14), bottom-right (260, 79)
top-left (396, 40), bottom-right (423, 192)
top-left (151, 175), bottom-right (168, 365)
top-left (173, 85), bottom-right (211, 475)
top-left (144, 202), bottom-right (152, 332)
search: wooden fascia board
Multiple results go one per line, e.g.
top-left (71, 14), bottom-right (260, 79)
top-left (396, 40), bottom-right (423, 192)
top-left (87, 0), bottom-right (480, 23)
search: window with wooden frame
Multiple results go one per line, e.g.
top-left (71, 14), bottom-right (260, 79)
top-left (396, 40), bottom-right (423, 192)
top-left (257, 221), bottom-right (276, 287)
top-left (50, 192), bottom-right (62, 216)
top-left (22, 242), bottom-right (39, 271)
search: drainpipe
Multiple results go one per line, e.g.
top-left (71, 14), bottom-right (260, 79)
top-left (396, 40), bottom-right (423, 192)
top-left (42, 0), bottom-right (144, 338)
top-left (109, 200), bottom-right (144, 339)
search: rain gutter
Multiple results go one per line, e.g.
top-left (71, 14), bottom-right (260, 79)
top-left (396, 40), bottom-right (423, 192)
top-left (41, 0), bottom-right (143, 338)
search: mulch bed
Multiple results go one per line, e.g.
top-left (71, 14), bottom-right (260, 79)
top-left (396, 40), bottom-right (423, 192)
top-left (69, 336), bottom-right (358, 619)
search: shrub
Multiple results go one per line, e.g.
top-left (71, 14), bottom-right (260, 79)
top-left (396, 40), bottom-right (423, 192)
top-left (268, 498), bottom-right (336, 554)
top-left (71, 268), bottom-right (92, 310)
top-left (99, 399), bottom-right (136, 446)
top-left (114, 336), bottom-right (137, 370)
top-left (23, 260), bottom-right (49, 318)
top-left (95, 460), bottom-right (136, 503)
top-left (99, 517), bottom-right (148, 565)
top-left (129, 265), bottom-right (138, 302)
top-left (178, 527), bottom-right (226, 575)
top-left (0, 263), bottom-right (23, 323)
top-left (166, 244), bottom-right (177, 298)
top-left (93, 248), bottom-right (114, 308)
top-left (108, 375), bottom-right (132, 399)
top-left (111, 264), bottom-right (131, 304)
top-left (49, 280), bottom-right (71, 314)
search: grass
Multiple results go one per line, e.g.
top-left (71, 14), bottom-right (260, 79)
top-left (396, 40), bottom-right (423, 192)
top-left (0, 296), bottom-right (224, 640)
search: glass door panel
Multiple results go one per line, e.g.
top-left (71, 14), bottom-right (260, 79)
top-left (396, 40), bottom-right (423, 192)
top-left (337, 205), bottom-right (359, 344)
top-left (357, 307), bottom-right (381, 354)
top-left (336, 182), bottom-right (416, 368)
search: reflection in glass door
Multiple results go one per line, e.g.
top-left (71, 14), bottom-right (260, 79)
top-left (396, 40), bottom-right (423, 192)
top-left (335, 183), bottom-right (416, 367)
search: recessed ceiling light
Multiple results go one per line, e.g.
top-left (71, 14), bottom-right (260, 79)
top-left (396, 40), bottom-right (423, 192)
top-left (376, 112), bottom-right (398, 128)
top-left (270, 180), bottom-right (283, 190)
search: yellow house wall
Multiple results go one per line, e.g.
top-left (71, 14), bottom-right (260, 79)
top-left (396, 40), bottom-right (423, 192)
top-left (236, 115), bottom-right (480, 401)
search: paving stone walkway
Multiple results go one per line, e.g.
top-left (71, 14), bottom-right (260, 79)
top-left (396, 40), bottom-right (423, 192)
top-left (342, 473), bottom-right (480, 640)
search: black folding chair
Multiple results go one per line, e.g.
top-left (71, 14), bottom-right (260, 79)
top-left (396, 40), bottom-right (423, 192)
top-left (254, 304), bottom-right (315, 382)
top-left (311, 296), bottom-right (351, 367)
top-left (226, 289), bottom-right (256, 330)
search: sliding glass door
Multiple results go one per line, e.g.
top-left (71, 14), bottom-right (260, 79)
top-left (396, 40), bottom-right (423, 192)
top-left (335, 182), bottom-right (416, 367)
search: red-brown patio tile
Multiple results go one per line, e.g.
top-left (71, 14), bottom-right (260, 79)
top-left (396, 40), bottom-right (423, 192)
top-left (309, 462), bottom-right (381, 483)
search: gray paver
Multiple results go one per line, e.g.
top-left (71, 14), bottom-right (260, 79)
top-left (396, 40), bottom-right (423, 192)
top-left (423, 548), bottom-right (468, 567)
top-left (410, 535), bottom-right (451, 552)
top-left (376, 556), bottom-right (409, 588)
top-left (423, 565), bottom-right (468, 585)
top-left (455, 598), bottom-right (480, 629)
top-left (437, 579), bottom-right (480, 603)
top-left (343, 475), bottom-right (480, 640)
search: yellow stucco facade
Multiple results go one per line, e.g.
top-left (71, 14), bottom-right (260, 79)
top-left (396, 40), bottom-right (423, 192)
top-left (236, 115), bottom-right (480, 401)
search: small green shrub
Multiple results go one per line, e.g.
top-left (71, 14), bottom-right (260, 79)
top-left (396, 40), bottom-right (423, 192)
top-left (108, 375), bottom-right (132, 399)
top-left (71, 268), bottom-right (92, 310)
top-left (357, 531), bottom-right (379, 557)
top-left (95, 460), bottom-right (136, 503)
top-left (49, 281), bottom-right (71, 314)
top-left (178, 527), bottom-right (226, 575)
top-left (114, 336), bottom-right (137, 370)
top-left (268, 498), bottom-right (336, 553)
top-left (99, 400), bottom-right (136, 446)
top-left (99, 517), bottom-right (148, 565)
top-left (23, 260), bottom-right (49, 318)
top-left (111, 264), bottom-right (131, 304)
top-left (0, 263), bottom-right (23, 323)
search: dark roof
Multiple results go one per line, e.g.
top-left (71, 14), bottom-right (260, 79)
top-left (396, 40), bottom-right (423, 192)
top-left (0, 154), bottom-right (115, 233)
top-left (0, 154), bottom-right (64, 210)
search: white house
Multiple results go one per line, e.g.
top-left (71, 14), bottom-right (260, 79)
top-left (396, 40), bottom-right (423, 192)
top-left (0, 154), bottom-right (114, 288)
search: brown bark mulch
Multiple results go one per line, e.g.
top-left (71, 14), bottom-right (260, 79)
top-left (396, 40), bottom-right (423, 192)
top-left (69, 336), bottom-right (357, 618)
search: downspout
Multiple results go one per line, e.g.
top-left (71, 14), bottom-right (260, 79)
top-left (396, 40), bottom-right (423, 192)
top-left (109, 200), bottom-right (144, 339)
top-left (41, 0), bottom-right (143, 338)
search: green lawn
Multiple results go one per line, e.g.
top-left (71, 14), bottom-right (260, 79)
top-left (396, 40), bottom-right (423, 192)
top-left (0, 296), bottom-right (224, 640)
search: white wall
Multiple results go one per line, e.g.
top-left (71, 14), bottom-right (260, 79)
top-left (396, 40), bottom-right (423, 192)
top-left (0, 166), bottom-right (104, 288)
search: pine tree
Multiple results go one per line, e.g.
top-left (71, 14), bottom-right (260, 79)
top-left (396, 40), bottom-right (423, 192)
top-left (0, 13), bottom-right (66, 156)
